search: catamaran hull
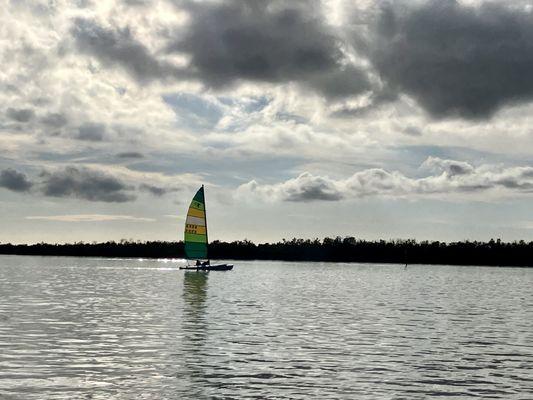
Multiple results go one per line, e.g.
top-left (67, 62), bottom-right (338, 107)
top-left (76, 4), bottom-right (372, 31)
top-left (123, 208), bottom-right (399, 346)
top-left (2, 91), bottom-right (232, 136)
top-left (179, 264), bottom-right (234, 271)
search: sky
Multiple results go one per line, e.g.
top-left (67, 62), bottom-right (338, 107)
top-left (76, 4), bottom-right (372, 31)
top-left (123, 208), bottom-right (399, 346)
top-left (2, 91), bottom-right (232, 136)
top-left (3, 0), bottom-right (533, 244)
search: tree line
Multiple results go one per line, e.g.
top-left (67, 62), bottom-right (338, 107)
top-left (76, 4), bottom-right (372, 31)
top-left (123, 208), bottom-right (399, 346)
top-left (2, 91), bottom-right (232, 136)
top-left (0, 237), bottom-right (532, 266)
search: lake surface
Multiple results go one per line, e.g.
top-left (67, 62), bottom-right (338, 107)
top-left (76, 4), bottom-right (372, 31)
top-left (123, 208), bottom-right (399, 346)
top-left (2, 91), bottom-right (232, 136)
top-left (0, 255), bottom-right (532, 399)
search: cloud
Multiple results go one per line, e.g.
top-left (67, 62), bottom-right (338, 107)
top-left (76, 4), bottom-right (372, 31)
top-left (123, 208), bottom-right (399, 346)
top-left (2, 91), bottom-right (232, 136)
top-left (366, 0), bottom-right (533, 119)
top-left (308, 65), bottom-right (372, 99)
top-left (402, 126), bottom-right (422, 137)
top-left (6, 108), bottom-right (34, 123)
top-left (139, 183), bottom-right (179, 196)
top-left (168, 0), bottom-right (371, 97)
top-left (40, 166), bottom-right (136, 202)
top-left (0, 164), bottom-right (189, 203)
top-left (41, 113), bottom-right (68, 128)
top-left (117, 151), bottom-right (144, 159)
top-left (70, 18), bottom-right (188, 83)
top-left (122, 0), bottom-right (150, 6)
top-left (237, 157), bottom-right (533, 202)
top-left (0, 169), bottom-right (33, 192)
top-left (25, 214), bottom-right (155, 222)
top-left (76, 122), bottom-right (106, 141)
top-left (422, 157), bottom-right (475, 177)
top-left (63, 0), bottom-right (533, 121)
top-left (238, 173), bottom-right (343, 202)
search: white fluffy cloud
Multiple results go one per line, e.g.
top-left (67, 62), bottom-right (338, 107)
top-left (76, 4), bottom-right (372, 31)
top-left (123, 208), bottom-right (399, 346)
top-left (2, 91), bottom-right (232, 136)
top-left (237, 157), bottom-right (533, 202)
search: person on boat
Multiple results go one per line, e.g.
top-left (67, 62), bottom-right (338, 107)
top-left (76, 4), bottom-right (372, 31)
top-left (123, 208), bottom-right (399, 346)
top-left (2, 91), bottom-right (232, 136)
top-left (195, 260), bottom-right (210, 267)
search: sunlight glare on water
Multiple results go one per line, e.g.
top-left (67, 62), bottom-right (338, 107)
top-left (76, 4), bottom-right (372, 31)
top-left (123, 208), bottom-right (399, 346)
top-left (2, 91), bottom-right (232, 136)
top-left (0, 255), bottom-right (532, 399)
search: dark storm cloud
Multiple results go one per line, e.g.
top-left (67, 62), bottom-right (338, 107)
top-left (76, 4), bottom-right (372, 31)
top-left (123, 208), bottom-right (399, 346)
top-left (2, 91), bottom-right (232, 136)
top-left (367, 0), bottom-right (533, 119)
top-left (70, 18), bottom-right (188, 83)
top-left (6, 108), bottom-right (34, 123)
top-left (0, 169), bottom-right (33, 192)
top-left (308, 66), bottom-right (371, 99)
top-left (40, 166), bottom-right (135, 202)
top-left (66, 0), bottom-right (533, 119)
top-left (168, 0), bottom-right (370, 97)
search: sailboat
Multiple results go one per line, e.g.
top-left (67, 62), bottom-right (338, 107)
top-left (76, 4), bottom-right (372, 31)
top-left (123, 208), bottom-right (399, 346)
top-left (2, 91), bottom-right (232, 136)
top-left (179, 185), bottom-right (233, 271)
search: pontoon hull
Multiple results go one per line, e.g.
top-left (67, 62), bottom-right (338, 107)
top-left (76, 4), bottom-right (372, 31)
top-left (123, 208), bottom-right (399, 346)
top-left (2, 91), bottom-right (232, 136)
top-left (179, 264), bottom-right (234, 271)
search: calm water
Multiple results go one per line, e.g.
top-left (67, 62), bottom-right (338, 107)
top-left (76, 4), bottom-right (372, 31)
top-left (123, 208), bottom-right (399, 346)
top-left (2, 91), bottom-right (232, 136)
top-left (0, 255), bottom-right (532, 399)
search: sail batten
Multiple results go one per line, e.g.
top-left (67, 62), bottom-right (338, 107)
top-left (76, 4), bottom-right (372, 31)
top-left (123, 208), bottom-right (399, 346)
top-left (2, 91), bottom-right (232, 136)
top-left (184, 186), bottom-right (208, 259)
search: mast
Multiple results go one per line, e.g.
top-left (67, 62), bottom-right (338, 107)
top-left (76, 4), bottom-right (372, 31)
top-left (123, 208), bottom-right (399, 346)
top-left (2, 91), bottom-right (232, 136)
top-left (203, 184), bottom-right (209, 260)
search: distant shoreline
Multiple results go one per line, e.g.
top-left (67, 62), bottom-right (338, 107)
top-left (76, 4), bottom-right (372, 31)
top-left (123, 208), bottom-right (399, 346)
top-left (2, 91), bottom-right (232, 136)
top-left (1, 238), bottom-right (532, 267)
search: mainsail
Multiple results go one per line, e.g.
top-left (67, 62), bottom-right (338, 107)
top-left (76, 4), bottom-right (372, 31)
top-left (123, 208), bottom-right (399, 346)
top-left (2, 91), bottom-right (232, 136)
top-left (184, 185), bottom-right (208, 260)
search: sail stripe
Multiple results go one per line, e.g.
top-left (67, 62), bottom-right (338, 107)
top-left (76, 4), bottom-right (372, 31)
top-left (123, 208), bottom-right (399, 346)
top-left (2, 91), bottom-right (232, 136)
top-left (190, 200), bottom-right (204, 211)
top-left (187, 207), bottom-right (205, 219)
top-left (185, 233), bottom-right (208, 243)
top-left (185, 224), bottom-right (206, 235)
top-left (193, 190), bottom-right (204, 202)
top-left (185, 216), bottom-right (205, 226)
top-left (185, 242), bottom-right (207, 258)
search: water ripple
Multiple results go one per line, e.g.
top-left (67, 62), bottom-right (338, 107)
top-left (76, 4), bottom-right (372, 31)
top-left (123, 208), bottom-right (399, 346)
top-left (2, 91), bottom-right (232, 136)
top-left (0, 256), bottom-right (532, 399)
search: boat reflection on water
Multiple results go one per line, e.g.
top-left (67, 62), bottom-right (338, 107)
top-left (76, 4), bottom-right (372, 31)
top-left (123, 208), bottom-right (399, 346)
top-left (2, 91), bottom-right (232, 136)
top-left (182, 271), bottom-right (209, 344)
top-left (177, 271), bottom-right (211, 396)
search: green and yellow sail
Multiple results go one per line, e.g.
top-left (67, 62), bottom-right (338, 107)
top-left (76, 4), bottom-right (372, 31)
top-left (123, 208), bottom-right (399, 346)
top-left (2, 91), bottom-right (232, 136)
top-left (184, 186), bottom-right (208, 259)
